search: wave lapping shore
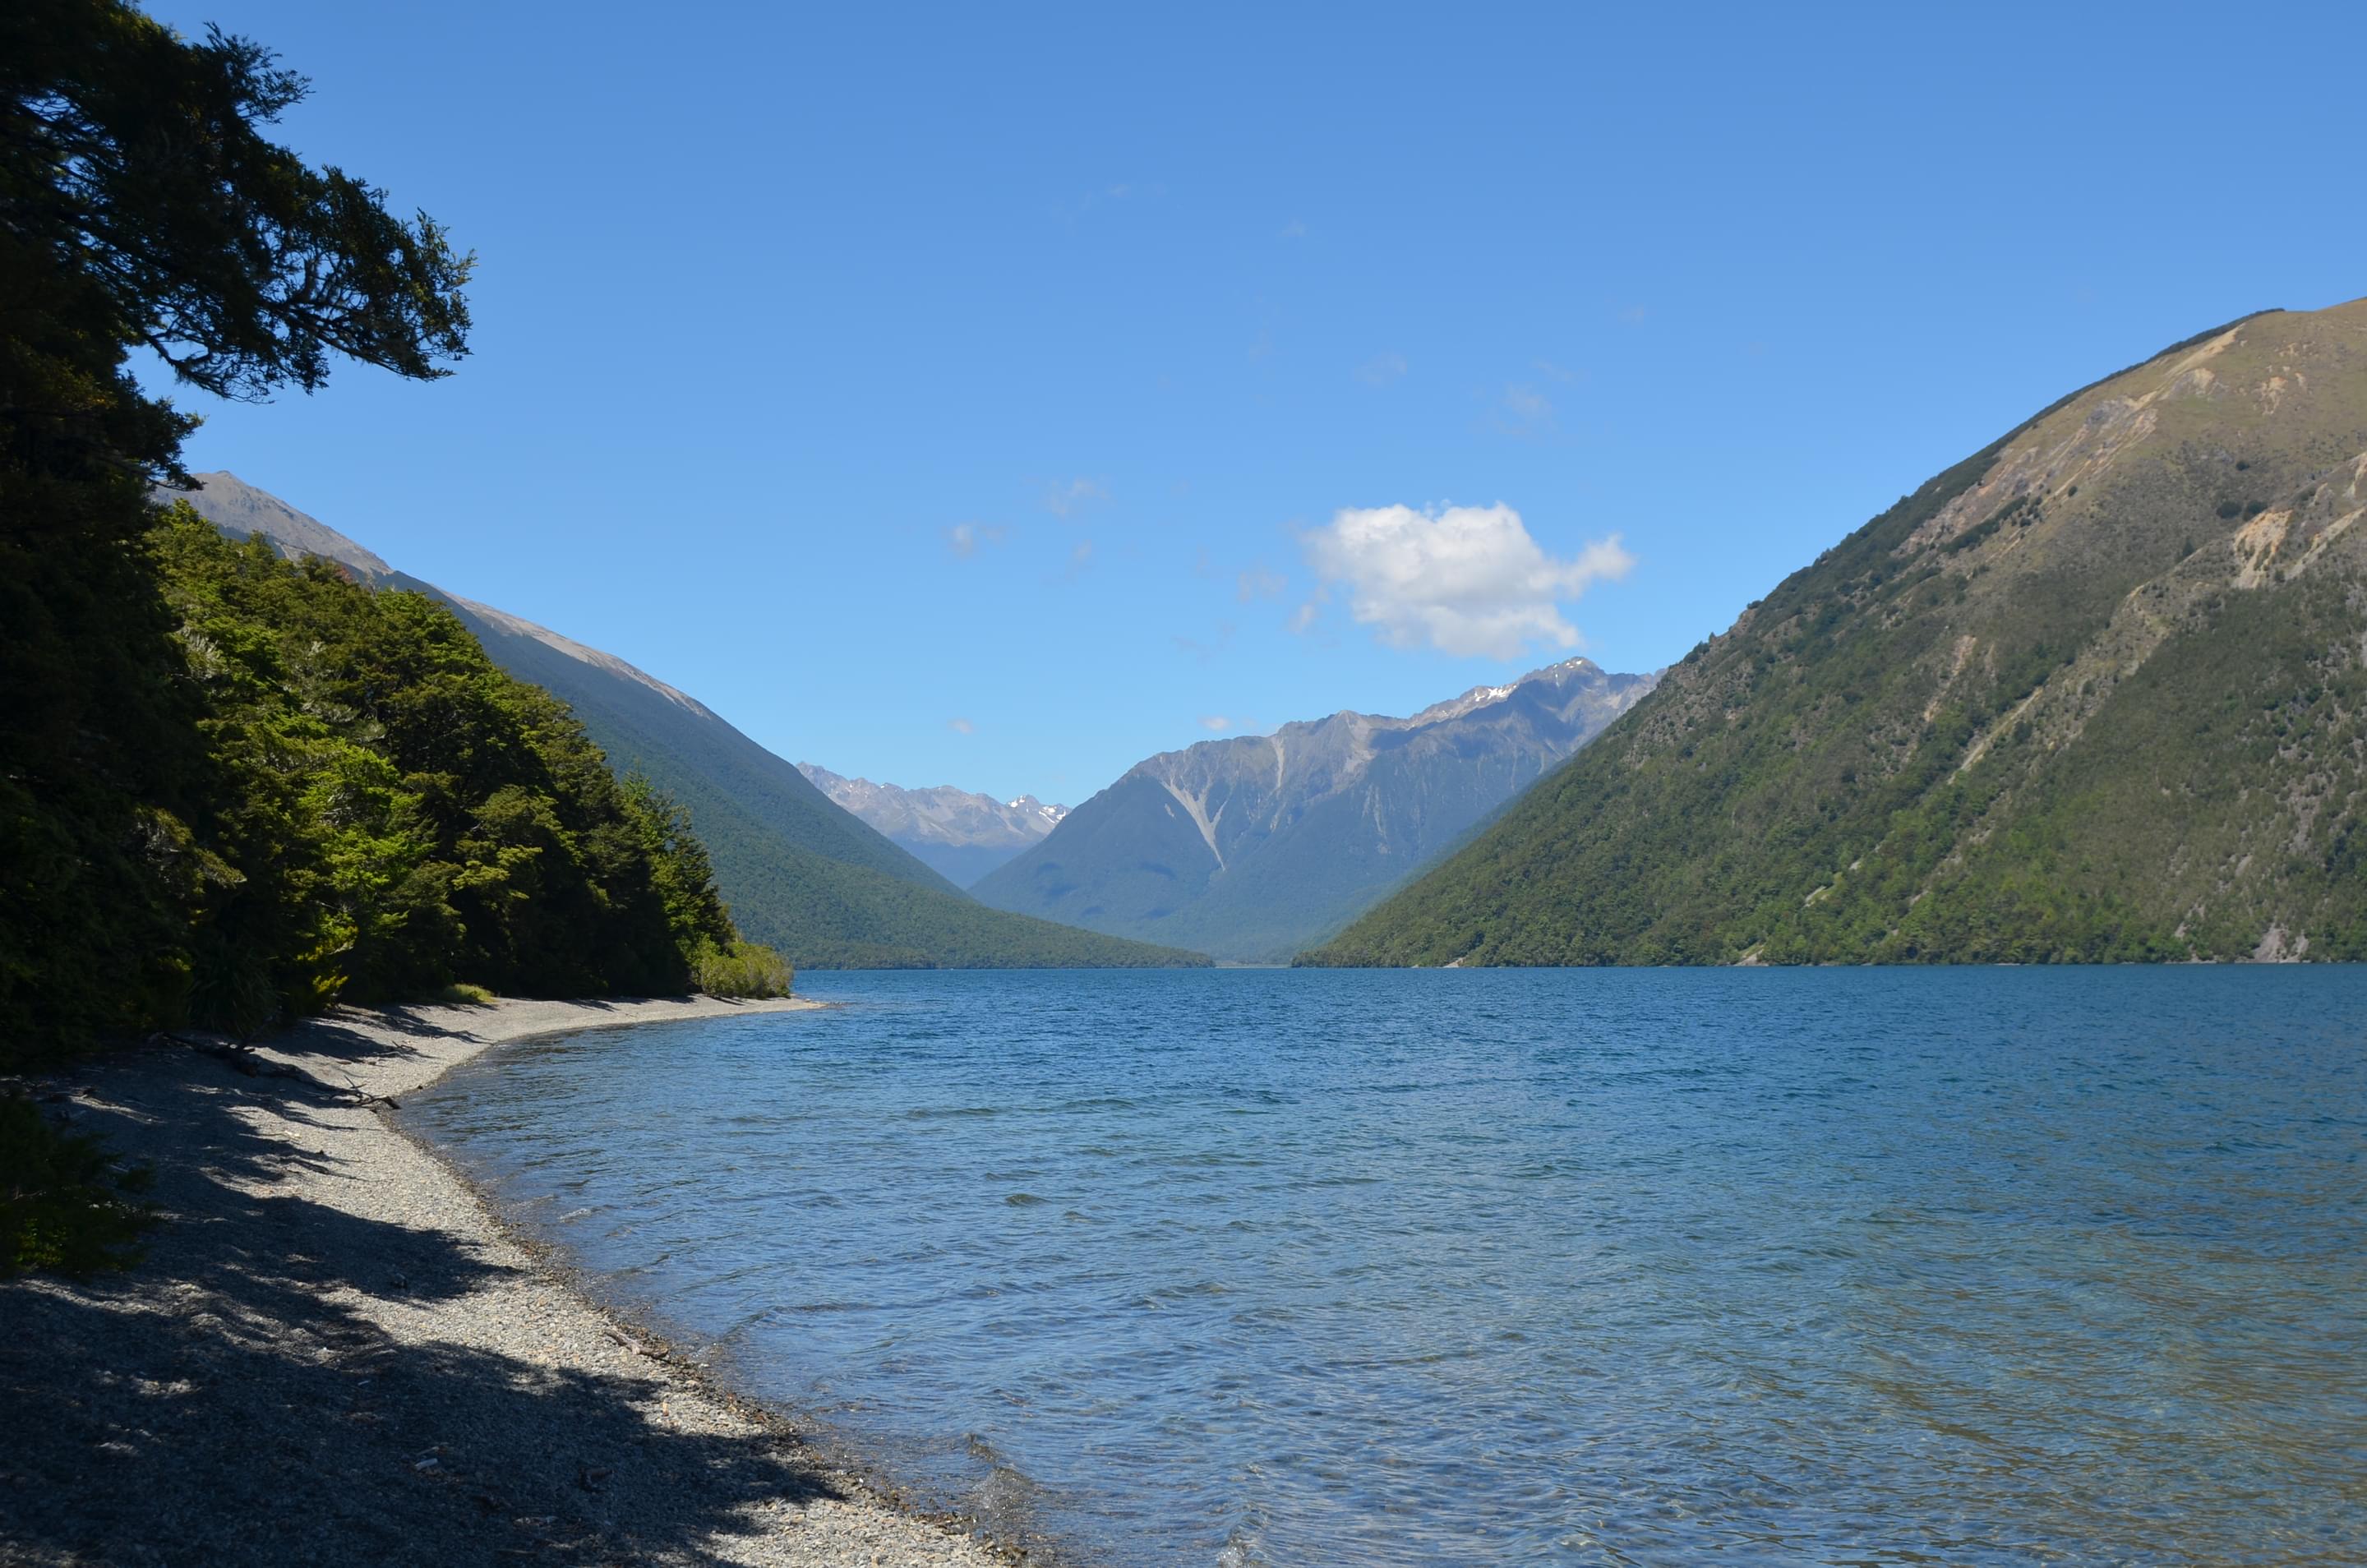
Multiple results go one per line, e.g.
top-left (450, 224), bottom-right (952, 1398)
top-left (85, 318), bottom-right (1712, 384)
top-left (1, 996), bottom-right (1011, 1568)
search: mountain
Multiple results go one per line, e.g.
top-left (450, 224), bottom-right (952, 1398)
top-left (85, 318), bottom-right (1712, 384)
top-left (182, 474), bottom-right (394, 578)
top-left (796, 764), bottom-right (1067, 887)
top-left (168, 474), bottom-right (1207, 971)
top-left (971, 659), bottom-right (1656, 961)
top-left (1306, 300), bottom-right (2367, 967)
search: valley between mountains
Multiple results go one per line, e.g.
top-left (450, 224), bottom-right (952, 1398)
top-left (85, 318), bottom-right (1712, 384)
top-left (173, 476), bottom-right (1197, 971)
top-left (175, 476), bottom-right (1664, 967)
top-left (178, 298), bottom-right (2367, 971)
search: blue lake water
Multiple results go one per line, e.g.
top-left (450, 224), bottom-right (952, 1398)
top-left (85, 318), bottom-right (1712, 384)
top-left (404, 968), bottom-right (2367, 1566)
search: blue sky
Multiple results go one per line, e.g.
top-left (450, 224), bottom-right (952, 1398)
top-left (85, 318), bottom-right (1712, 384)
top-left (145, 1), bottom-right (2367, 805)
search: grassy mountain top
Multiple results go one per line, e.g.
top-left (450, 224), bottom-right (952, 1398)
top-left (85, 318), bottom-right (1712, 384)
top-left (1306, 298), bottom-right (2367, 966)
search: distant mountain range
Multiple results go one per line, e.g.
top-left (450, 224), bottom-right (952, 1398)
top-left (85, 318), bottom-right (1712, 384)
top-left (168, 474), bottom-right (1207, 971)
top-left (972, 658), bottom-right (1656, 961)
top-left (796, 765), bottom-right (1067, 887)
top-left (1308, 298), bottom-right (2367, 966)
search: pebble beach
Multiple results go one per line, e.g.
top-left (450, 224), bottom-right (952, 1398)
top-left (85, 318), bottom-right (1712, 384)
top-left (0, 995), bottom-right (1013, 1568)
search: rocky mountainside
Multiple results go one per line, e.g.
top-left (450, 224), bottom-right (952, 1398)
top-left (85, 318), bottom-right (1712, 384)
top-left (972, 658), bottom-right (1656, 961)
top-left (1308, 299), bottom-right (2367, 966)
top-left (796, 764), bottom-right (1067, 887)
top-left (167, 475), bottom-right (1206, 970)
top-left (175, 471), bottom-right (393, 578)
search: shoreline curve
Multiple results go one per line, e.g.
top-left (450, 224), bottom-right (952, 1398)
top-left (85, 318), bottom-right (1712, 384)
top-left (2, 995), bottom-right (1019, 1567)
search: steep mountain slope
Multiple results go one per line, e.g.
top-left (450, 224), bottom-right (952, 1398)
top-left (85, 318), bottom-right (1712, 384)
top-left (1307, 301), bottom-right (2367, 966)
top-left (796, 764), bottom-right (1067, 887)
top-left (170, 475), bottom-right (1207, 970)
top-left (974, 659), bottom-right (1655, 960)
top-left (185, 473), bottom-right (394, 577)
top-left (423, 587), bottom-right (953, 894)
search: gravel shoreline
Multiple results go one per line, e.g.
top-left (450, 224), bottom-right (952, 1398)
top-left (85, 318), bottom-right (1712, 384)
top-left (1, 996), bottom-right (1014, 1567)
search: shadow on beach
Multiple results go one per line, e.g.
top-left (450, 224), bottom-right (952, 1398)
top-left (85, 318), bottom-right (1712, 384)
top-left (0, 1040), bottom-right (848, 1567)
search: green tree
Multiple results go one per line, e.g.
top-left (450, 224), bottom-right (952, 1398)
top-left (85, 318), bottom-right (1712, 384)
top-left (2, 0), bottom-right (472, 1059)
top-left (147, 515), bottom-right (753, 1012)
top-left (3, 0), bottom-right (472, 408)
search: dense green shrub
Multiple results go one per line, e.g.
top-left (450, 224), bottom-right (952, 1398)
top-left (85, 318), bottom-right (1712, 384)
top-left (692, 940), bottom-right (795, 999)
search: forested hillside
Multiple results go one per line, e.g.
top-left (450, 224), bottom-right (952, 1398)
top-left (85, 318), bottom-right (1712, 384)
top-left (444, 588), bottom-right (1203, 968)
top-left (1308, 302), bottom-right (2367, 966)
top-left (159, 514), bottom-right (764, 1020)
top-left (172, 476), bottom-right (1211, 971)
top-left (0, 2), bottom-right (777, 1072)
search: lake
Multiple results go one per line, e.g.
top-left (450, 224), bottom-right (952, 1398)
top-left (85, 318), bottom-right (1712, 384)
top-left (404, 967), bottom-right (2367, 1566)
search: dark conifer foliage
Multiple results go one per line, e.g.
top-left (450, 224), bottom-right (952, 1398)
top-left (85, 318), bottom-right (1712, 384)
top-left (2, 0), bottom-right (473, 405)
top-left (1, 4), bottom-right (766, 1068)
top-left (154, 513), bottom-right (741, 1029)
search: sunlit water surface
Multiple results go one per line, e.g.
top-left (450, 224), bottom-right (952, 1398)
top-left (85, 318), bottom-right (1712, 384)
top-left (405, 968), bottom-right (2367, 1566)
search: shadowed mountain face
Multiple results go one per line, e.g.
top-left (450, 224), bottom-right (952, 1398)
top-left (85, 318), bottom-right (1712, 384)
top-left (971, 660), bottom-right (1656, 961)
top-left (1308, 299), bottom-right (2367, 967)
top-left (168, 475), bottom-right (1207, 970)
top-left (796, 764), bottom-right (1067, 887)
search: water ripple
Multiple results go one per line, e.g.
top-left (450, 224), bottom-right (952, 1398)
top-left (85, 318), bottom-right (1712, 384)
top-left (406, 967), bottom-right (2367, 1566)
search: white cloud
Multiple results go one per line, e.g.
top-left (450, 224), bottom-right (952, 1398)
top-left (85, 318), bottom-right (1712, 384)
top-left (947, 717), bottom-right (976, 735)
top-left (1198, 715), bottom-right (1233, 731)
top-left (1279, 218), bottom-right (1308, 240)
top-left (1237, 566), bottom-right (1285, 602)
top-left (1045, 477), bottom-right (1107, 518)
top-left (944, 522), bottom-right (1008, 557)
top-left (1356, 352), bottom-right (1408, 387)
top-left (1299, 502), bottom-right (1632, 659)
top-left (1499, 382), bottom-right (1554, 434)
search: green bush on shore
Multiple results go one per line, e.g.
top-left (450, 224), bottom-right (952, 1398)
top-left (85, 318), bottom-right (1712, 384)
top-left (693, 941), bottom-right (795, 999)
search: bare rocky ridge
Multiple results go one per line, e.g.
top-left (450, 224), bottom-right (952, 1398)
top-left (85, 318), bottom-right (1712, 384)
top-left (973, 658), bottom-right (1657, 960)
top-left (177, 468), bottom-right (393, 579)
top-left (796, 765), bottom-right (1068, 888)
